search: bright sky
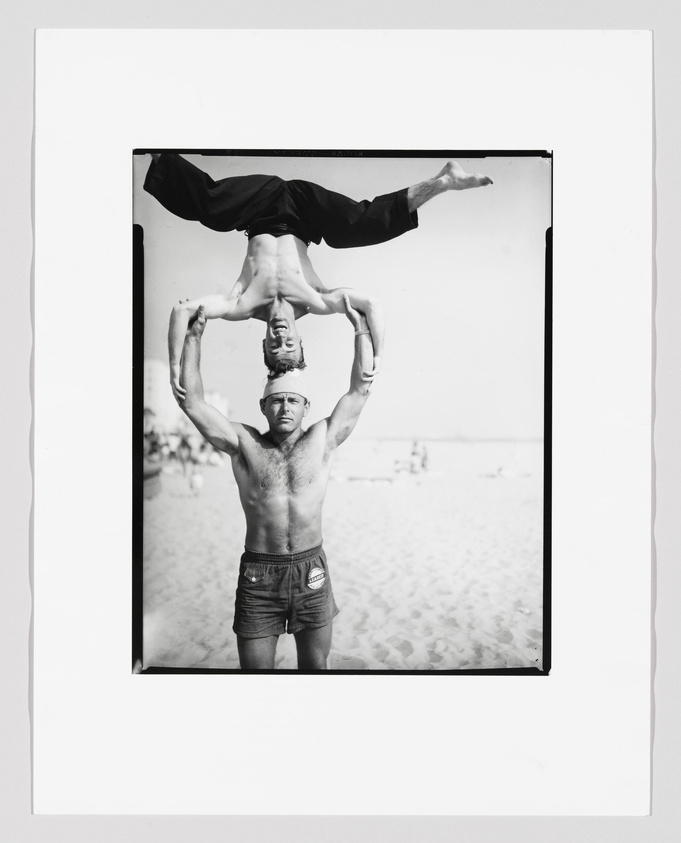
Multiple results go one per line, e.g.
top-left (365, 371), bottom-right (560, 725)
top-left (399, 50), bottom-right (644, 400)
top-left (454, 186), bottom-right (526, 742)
top-left (134, 153), bottom-right (550, 440)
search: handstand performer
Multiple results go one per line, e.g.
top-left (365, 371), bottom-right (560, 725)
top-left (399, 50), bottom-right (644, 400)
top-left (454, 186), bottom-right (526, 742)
top-left (143, 153), bottom-right (493, 399)
top-left (178, 296), bottom-right (375, 670)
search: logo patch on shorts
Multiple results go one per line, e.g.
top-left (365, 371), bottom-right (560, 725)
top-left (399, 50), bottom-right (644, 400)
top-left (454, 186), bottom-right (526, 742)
top-left (307, 567), bottom-right (325, 590)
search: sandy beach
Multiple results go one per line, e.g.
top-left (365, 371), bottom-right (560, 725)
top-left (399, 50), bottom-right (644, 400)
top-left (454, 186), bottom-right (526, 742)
top-left (142, 439), bottom-right (545, 671)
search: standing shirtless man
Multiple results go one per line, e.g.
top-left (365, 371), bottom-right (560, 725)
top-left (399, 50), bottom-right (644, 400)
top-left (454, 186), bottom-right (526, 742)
top-left (143, 153), bottom-right (493, 398)
top-left (178, 298), bottom-right (374, 670)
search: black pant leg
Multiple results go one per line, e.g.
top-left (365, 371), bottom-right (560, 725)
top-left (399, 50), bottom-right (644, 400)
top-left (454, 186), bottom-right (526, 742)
top-left (143, 154), bottom-right (284, 233)
top-left (288, 180), bottom-right (419, 249)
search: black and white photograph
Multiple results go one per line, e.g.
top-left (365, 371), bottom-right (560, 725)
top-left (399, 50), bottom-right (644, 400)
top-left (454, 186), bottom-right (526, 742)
top-left (134, 151), bottom-right (551, 673)
top-left (28, 26), bottom-right (653, 817)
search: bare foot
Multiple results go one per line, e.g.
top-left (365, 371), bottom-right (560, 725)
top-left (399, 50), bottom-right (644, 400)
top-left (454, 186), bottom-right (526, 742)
top-left (438, 161), bottom-right (493, 190)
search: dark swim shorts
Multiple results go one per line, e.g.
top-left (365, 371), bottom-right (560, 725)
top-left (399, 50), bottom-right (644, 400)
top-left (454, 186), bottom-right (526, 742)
top-left (232, 544), bottom-right (339, 639)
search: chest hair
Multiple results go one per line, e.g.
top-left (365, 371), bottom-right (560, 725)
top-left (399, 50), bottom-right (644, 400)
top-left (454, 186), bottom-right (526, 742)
top-left (243, 436), bottom-right (323, 493)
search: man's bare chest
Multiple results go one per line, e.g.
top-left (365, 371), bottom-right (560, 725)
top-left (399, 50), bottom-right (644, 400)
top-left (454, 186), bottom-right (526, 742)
top-left (242, 441), bottom-right (325, 493)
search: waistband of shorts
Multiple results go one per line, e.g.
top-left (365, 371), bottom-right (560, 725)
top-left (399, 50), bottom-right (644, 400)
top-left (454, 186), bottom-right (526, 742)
top-left (242, 544), bottom-right (323, 565)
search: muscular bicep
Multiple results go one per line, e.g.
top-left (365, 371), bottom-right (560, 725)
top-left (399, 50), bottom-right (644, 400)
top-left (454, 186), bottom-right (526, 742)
top-left (324, 389), bottom-right (371, 450)
top-left (182, 399), bottom-right (242, 455)
top-left (308, 287), bottom-right (352, 316)
top-left (312, 287), bottom-right (379, 318)
top-left (177, 292), bottom-right (239, 320)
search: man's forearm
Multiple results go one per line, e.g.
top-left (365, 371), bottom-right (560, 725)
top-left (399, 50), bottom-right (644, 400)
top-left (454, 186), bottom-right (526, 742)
top-left (350, 319), bottom-right (375, 392)
top-left (363, 300), bottom-right (385, 363)
top-left (168, 305), bottom-right (192, 370)
top-left (169, 296), bottom-right (242, 372)
top-left (180, 335), bottom-right (205, 405)
top-left (339, 291), bottom-right (383, 369)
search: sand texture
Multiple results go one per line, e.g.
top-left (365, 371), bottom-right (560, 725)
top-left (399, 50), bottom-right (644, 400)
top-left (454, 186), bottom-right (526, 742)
top-left (143, 440), bottom-right (544, 671)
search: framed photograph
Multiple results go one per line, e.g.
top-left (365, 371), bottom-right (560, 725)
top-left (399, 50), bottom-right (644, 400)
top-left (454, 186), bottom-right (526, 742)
top-left (34, 29), bottom-right (651, 815)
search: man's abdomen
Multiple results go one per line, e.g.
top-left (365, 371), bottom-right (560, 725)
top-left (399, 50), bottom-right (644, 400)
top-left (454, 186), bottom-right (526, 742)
top-left (241, 488), bottom-right (325, 555)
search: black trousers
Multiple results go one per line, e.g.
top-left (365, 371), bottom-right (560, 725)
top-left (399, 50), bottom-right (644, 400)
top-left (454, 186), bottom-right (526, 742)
top-left (143, 153), bottom-right (418, 248)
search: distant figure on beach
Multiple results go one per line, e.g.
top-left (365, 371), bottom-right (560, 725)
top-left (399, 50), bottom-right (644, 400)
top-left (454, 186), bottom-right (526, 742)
top-left (177, 433), bottom-right (192, 475)
top-left (188, 465), bottom-right (204, 496)
top-left (177, 296), bottom-right (375, 670)
top-left (412, 440), bottom-right (429, 472)
top-left (143, 153), bottom-right (493, 399)
top-left (394, 440), bottom-right (430, 475)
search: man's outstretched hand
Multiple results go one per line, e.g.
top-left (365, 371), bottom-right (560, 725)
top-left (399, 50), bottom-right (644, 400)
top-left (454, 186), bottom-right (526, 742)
top-left (170, 364), bottom-right (186, 403)
top-left (342, 293), bottom-right (363, 331)
top-left (362, 356), bottom-right (382, 382)
top-left (188, 304), bottom-right (207, 338)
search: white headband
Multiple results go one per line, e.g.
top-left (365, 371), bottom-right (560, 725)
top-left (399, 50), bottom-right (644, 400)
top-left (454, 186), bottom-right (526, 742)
top-left (262, 370), bottom-right (310, 401)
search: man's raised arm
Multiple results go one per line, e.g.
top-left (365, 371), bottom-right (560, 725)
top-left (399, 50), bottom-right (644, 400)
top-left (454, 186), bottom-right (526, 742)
top-left (313, 288), bottom-right (384, 379)
top-left (179, 306), bottom-right (241, 456)
top-left (324, 296), bottom-right (376, 449)
top-left (169, 290), bottom-right (245, 402)
top-left (338, 289), bottom-right (384, 379)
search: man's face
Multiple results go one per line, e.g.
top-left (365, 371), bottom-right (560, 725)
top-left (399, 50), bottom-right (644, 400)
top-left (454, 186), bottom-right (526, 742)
top-left (263, 319), bottom-right (303, 369)
top-left (260, 393), bottom-right (309, 433)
